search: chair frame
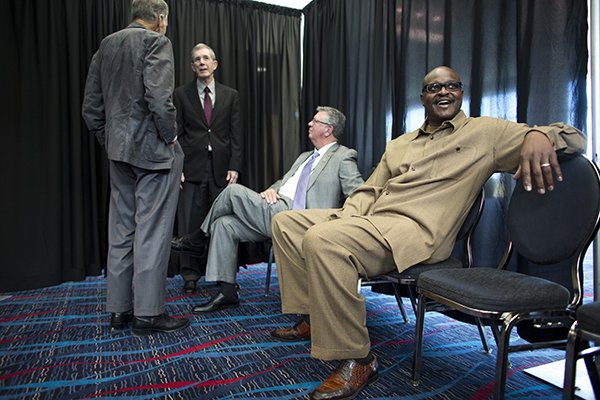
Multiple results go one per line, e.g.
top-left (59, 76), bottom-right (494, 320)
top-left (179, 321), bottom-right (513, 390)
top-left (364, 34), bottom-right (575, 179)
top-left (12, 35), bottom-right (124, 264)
top-left (412, 154), bottom-right (600, 399)
top-left (563, 317), bottom-right (600, 399)
top-left (358, 190), bottom-right (485, 329)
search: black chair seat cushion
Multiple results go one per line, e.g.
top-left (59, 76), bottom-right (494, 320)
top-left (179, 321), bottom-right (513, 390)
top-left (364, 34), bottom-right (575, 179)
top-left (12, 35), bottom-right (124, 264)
top-left (386, 257), bottom-right (463, 282)
top-left (418, 267), bottom-right (570, 312)
top-left (576, 301), bottom-right (600, 334)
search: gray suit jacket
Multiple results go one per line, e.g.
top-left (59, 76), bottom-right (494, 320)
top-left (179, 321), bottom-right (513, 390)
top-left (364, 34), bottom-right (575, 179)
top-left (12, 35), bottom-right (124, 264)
top-left (270, 143), bottom-right (364, 209)
top-left (82, 22), bottom-right (177, 170)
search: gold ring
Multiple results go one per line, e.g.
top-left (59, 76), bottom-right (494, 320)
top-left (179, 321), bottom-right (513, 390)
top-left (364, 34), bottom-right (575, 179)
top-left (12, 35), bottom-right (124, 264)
top-left (540, 163), bottom-right (551, 168)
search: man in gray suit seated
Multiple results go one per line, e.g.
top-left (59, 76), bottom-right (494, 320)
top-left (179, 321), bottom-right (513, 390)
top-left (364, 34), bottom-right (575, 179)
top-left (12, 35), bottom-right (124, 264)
top-left (171, 106), bottom-right (364, 313)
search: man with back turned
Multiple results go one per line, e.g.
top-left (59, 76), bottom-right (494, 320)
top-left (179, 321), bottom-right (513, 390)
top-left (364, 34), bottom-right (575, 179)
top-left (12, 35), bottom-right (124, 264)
top-left (82, 0), bottom-right (189, 336)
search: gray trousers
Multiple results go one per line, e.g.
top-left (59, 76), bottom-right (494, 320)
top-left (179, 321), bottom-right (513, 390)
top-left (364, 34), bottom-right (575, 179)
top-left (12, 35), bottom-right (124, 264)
top-left (106, 144), bottom-right (183, 316)
top-left (200, 184), bottom-right (290, 283)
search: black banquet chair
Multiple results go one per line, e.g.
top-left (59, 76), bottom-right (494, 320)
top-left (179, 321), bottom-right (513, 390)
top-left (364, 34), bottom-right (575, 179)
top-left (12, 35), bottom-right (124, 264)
top-left (412, 153), bottom-right (600, 399)
top-left (563, 300), bottom-right (600, 399)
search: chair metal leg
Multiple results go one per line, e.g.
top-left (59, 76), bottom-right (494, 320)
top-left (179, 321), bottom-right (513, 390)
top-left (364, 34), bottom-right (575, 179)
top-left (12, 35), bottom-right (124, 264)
top-left (563, 323), bottom-right (579, 400)
top-left (584, 350), bottom-right (600, 398)
top-left (406, 285), bottom-right (419, 315)
top-left (391, 283), bottom-right (409, 323)
top-left (494, 314), bottom-right (518, 400)
top-left (411, 291), bottom-right (427, 386)
top-left (264, 245), bottom-right (275, 296)
top-left (475, 317), bottom-right (491, 353)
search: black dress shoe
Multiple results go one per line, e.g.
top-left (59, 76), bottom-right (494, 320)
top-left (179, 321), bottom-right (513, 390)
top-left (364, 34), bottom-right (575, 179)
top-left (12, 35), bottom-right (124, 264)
top-left (110, 310), bottom-right (133, 330)
top-left (132, 313), bottom-right (190, 336)
top-left (171, 235), bottom-right (207, 255)
top-left (192, 292), bottom-right (239, 313)
top-left (183, 280), bottom-right (197, 294)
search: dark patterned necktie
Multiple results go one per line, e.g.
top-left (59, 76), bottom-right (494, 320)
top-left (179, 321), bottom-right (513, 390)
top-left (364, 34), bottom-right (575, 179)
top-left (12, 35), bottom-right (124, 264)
top-left (203, 87), bottom-right (212, 125)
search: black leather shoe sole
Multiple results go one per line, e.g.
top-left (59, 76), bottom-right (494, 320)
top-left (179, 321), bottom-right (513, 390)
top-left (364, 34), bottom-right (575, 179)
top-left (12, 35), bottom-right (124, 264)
top-left (132, 319), bottom-right (190, 337)
top-left (192, 302), bottom-right (239, 314)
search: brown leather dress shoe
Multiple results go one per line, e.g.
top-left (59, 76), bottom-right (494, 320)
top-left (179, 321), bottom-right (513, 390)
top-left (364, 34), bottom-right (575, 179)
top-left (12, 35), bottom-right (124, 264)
top-left (310, 355), bottom-right (378, 400)
top-left (270, 319), bottom-right (311, 341)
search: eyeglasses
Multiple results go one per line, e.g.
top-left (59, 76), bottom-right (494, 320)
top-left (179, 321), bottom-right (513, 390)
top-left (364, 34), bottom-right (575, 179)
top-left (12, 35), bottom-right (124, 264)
top-left (422, 81), bottom-right (463, 94)
top-left (311, 118), bottom-right (331, 126)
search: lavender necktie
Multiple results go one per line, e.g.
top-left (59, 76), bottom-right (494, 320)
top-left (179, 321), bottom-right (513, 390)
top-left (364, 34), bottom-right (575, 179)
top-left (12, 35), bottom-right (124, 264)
top-left (203, 87), bottom-right (212, 125)
top-left (291, 152), bottom-right (318, 210)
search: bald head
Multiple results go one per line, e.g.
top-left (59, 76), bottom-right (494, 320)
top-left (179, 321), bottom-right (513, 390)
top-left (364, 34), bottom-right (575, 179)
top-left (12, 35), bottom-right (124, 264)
top-left (421, 66), bottom-right (462, 89)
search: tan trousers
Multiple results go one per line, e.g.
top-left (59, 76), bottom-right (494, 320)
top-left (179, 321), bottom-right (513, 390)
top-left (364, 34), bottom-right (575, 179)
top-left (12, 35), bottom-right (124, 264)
top-left (272, 209), bottom-right (395, 360)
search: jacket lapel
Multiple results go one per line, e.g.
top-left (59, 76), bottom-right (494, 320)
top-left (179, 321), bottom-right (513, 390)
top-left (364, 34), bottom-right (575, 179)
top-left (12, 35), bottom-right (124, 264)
top-left (185, 80), bottom-right (209, 126)
top-left (307, 143), bottom-right (339, 189)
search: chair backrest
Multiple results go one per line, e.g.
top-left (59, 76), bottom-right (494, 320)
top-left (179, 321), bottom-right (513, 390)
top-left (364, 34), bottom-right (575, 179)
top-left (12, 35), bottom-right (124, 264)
top-left (450, 189), bottom-right (485, 268)
top-left (506, 153), bottom-right (600, 308)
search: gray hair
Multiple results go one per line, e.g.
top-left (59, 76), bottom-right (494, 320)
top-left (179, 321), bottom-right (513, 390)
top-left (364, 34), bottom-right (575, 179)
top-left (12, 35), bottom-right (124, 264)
top-left (131, 0), bottom-right (168, 23)
top-left (317, 106), bottom-right (346, 141)
top-left (190, 43), bottom-right (217, 62)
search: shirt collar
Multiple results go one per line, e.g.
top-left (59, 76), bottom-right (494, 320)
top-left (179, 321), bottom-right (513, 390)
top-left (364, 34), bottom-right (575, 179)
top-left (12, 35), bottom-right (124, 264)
top-left (197, 79), bottom-right (216, 94)
top-left (418, 110), bottom-right (467, 136)
top-left (315, 141), bottom-right (337, 157)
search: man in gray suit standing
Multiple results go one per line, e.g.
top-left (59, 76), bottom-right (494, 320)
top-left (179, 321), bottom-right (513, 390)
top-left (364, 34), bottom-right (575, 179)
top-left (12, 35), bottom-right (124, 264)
top-left (82, 0), bottom-right (189, 335)
top-left (171, 106), bottom-right (364, 313)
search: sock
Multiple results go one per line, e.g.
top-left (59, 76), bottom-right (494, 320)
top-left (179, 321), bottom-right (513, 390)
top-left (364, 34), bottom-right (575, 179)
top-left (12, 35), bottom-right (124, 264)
top-left (355, 352), bottom-right (374, 365)
top-left (220, 282), bottom-right (238, 298)
top-left (186, 228), bottom-right (208, 245)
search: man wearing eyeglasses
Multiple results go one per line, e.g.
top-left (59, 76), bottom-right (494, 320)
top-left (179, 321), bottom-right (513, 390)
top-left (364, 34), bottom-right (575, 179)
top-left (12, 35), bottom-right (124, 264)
top-left (171, 106), bottom-right (364, 313)
top-left (269, 66), bottom-right (586, 400)
top-left (172, 43), bottom-right (243, 294)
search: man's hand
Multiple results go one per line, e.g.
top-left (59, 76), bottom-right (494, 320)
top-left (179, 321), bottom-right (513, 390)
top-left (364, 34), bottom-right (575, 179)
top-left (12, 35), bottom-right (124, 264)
top-left (514, 130), bottom-right (562, 194)
top-left (226, 170), bottom-right (239, 185)
top-left (259, 188), bottom-right (280, 204)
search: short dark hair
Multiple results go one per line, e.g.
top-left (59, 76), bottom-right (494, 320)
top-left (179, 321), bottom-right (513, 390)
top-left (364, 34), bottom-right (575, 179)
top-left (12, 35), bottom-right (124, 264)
top-left (131, 0), bottom-right (168, 23)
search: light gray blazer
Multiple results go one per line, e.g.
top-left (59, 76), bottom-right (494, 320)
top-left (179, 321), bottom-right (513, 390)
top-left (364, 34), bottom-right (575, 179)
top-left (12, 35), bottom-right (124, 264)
top-left (270, 143), bottom-right (364, 209)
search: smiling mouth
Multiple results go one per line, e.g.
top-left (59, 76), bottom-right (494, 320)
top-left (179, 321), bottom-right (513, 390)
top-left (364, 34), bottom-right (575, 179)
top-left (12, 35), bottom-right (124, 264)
top-left (435, 98), bottom-right (452, 106)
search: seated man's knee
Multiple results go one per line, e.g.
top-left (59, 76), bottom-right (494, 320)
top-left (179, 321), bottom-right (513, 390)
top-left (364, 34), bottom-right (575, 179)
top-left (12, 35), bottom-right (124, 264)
top-left (302, 224), bottom-right (329, 253)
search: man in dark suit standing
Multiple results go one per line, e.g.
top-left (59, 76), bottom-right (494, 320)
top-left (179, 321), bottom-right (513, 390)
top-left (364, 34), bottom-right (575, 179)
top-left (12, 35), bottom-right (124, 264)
top-left (82, 0), bottom-right (189, 336)
top-left (173, 43), bottom-right (243, 294)
top-left (171, 106), bottom-right (364, 313)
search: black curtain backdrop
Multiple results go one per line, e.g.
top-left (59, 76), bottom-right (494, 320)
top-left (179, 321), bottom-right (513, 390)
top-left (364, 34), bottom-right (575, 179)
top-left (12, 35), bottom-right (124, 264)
top-left (1, 0), bottom-right (588, 292)
top-left (301, 0), bottom-right (588, 268)
top-left (1, 0), bottom-right (301, 292)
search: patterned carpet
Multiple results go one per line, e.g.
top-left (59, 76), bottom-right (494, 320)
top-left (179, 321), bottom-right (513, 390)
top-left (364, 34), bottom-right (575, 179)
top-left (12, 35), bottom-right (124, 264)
top-left (0, 262), bottom-right (592, 399)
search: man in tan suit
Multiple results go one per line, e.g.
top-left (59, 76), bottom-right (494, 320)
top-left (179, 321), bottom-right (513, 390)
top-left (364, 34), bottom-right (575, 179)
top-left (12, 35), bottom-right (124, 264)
top-left (269, 66), bottom-right (586, 400)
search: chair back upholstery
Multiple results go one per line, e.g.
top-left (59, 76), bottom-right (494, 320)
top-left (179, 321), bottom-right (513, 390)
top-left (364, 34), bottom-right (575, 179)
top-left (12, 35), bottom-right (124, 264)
top-left (507, 153), bottom-right (600, 308)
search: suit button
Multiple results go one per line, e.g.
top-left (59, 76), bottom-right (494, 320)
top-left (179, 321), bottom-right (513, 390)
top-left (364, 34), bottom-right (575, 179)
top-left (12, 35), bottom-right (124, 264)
top-left (208, 129), bottom-right (212, 133)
